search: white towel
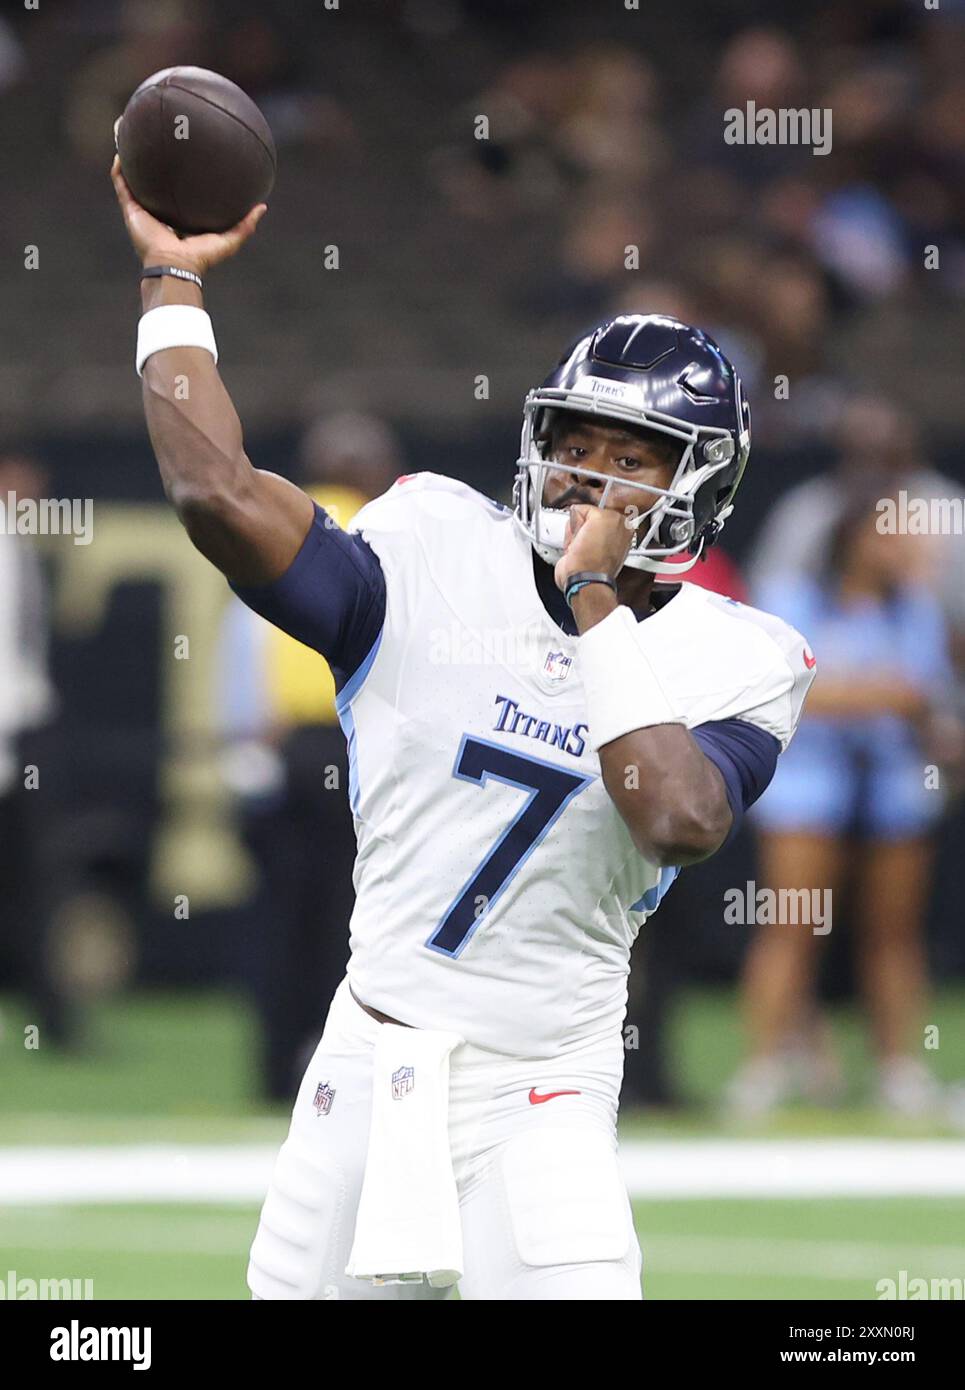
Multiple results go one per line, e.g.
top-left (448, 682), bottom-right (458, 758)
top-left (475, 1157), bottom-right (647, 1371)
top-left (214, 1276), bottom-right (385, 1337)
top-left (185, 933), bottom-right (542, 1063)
top-left (346, 1021), bottom-right (465, 1288)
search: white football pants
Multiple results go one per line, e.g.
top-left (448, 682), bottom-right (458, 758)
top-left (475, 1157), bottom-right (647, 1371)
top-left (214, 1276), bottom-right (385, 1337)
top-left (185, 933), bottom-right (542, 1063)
top-left (248, 977), bottom-right (642, 1301)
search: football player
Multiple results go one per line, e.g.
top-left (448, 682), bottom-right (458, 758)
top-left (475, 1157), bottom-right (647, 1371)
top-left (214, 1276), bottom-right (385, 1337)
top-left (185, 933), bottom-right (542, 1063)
top-left (112, 160), bottom-right (815, 1301)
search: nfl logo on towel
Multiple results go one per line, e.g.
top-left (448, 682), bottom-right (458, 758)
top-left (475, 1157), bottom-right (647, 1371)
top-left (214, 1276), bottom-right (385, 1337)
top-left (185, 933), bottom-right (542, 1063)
top-left (543, 649), bottom-right (572, 682)
top-left (392, 1065), bottom-right (415, 1100)
top-left (313, 1082), bottom-right (336, 1116)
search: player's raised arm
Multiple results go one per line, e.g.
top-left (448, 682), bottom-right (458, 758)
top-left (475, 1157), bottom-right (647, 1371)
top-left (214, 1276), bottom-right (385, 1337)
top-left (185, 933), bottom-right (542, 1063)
top-left (111, 157), bottom-right (313, 585)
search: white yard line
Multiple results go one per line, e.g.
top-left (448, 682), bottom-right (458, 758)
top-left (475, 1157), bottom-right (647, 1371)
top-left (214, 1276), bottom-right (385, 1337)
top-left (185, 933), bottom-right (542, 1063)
top-left (2, 1138), bottom-right (965, 1206)
top-left (0, 1145), bottom-right (274, 1206)
top-left (620, 1139), bottom-right (965, 1197)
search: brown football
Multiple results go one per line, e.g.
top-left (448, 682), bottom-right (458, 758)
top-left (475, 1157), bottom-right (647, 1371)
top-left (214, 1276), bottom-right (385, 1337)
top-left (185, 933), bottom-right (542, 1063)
top-left (116, 66), bottom-right (276, 234)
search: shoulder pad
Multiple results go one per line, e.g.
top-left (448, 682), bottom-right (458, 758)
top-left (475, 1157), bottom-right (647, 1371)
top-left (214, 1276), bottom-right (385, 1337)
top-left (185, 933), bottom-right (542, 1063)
top-left (350, 472), bottom-right (506, 536)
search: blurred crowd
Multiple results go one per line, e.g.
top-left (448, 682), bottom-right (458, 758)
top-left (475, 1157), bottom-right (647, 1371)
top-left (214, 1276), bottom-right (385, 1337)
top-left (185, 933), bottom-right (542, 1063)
top-left (3, 0), bottom-right (965, 435)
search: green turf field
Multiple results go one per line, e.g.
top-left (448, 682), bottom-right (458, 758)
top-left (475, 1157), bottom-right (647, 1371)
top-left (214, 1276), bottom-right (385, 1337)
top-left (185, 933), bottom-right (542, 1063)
top-left (3, 988), bottom-right (965, 1300)
top-left (5, 1197), bottom-right (965, 1300)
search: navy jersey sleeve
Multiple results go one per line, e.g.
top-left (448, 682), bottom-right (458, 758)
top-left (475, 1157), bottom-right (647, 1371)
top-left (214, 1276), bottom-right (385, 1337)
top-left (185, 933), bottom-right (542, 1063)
top-left (229, 503), bottom-right (386, 691)
top-left (691, 718), bottom-right (781, 842)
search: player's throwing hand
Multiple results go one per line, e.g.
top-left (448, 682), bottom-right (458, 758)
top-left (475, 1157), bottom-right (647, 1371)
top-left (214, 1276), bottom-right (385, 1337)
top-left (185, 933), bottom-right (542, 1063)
top-left (110, 155), bottom-right (267, 276)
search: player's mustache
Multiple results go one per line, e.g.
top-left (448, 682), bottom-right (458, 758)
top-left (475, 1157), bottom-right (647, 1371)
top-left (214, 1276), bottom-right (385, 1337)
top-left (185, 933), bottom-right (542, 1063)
top-left (552, 484), bottom-right (599, 508)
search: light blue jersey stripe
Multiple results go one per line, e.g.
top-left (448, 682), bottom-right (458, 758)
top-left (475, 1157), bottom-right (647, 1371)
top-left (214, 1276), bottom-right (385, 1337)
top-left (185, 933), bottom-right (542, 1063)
top-left (335, 629), bottom-right (384, 816)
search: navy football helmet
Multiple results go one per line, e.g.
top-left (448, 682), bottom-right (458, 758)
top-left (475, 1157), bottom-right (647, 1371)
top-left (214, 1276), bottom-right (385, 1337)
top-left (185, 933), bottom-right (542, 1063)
top-left (514, 314), bottom-right (751, 575)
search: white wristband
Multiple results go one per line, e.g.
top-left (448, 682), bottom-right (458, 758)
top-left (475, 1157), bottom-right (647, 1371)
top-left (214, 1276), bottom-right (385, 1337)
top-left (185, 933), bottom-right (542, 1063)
top-left (136, 305), bottom-right (219, 377)
top-left (578, 603), bottom-right (684, 752)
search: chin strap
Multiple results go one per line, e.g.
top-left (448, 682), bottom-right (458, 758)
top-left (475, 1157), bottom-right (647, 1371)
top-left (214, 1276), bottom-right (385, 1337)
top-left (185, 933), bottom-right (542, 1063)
top-left (707, 503), bottom-right (734, 536)
top-left (622, 533), bottom-right (705, 576)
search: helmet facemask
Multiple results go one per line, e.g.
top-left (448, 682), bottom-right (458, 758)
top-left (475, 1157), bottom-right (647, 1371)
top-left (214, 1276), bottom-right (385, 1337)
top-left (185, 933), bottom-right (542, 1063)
top-left (514, 391), bottom-right (744, 576)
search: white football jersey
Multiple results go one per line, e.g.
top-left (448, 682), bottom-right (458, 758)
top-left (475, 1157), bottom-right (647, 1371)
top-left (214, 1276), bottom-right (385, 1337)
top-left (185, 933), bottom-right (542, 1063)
top-left (341, 473), bottom-right (814, 1057)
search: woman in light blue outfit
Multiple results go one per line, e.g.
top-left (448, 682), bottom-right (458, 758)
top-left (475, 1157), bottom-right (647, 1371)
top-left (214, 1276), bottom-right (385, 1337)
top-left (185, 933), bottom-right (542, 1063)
top-left (729, 502), bottom-right (960, 1117)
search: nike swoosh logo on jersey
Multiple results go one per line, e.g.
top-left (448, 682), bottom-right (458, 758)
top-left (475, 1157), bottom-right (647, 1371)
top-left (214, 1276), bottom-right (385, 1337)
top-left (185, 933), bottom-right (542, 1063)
top-left (528, 1088), bottom-right (582, 1105)
top-left (803, 648), bottom-right (817, 669)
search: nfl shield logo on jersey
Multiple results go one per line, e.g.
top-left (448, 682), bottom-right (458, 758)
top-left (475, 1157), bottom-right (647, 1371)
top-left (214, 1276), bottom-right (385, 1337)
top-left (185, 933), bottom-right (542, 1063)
top-left (391, 1065), bottom-right (415, 1100)
top-left (312, 1082), bottom-right (336, 1116)
top-left (543, 649), bottom-right (572, 682)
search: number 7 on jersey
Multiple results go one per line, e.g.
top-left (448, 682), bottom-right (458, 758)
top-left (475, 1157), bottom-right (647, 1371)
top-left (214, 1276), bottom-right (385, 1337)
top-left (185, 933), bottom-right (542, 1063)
top-left (425, 735), bottom-right (593, 957)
